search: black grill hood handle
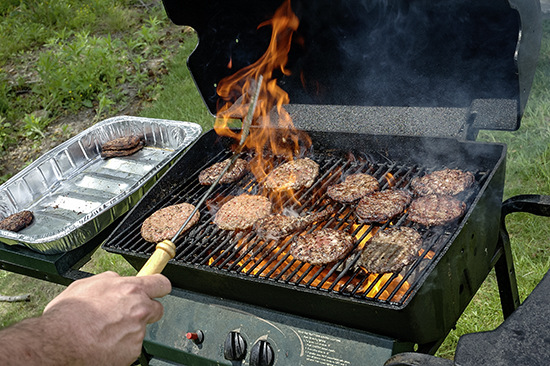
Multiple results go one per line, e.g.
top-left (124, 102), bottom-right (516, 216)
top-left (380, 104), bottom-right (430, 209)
top-left (501, 194), bottom-right (550, 217)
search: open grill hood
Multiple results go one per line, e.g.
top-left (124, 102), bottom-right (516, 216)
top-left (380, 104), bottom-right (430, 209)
top-left (161, 0), bottom-right (541, 136)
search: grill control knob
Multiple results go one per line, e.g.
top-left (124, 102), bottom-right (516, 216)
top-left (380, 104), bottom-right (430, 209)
top-left (249, 340), bottom-right (275, 366)
top-left (223, 331), bottom-right (247, 361)
top-left (185, 330), bottom-right (204, 344)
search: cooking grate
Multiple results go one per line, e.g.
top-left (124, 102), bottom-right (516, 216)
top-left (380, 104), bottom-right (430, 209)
top-left (108, 146), bottom-right (487, 306)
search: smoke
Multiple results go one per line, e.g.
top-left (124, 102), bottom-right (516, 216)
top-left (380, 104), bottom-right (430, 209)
top-left (283, 0), bottom-right (520, 109)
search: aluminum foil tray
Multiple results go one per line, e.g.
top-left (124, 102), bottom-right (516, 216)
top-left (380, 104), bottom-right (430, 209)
top-left (0, 116), bottom-right (202, 254)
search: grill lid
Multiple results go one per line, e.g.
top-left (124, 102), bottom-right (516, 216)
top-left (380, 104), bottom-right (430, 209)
top-left (162, 0), bottom-right (541, 134)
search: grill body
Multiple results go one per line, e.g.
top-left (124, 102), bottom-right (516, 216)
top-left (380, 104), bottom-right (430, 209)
top-left (104, 0), bottom-right (537, 362)
top-left (104, 129), bottom-right (506, 344)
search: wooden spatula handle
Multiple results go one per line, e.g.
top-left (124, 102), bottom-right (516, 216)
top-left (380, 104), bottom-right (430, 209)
top-left (136, 240), bottom-right (176, 276)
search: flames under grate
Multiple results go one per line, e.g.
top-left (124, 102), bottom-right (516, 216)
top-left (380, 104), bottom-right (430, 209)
top-left (111, 148), bottom-right (487, 306)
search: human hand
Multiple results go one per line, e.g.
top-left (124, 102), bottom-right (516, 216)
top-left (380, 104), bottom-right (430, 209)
top-left (42, 271), bottom-right (171, 366)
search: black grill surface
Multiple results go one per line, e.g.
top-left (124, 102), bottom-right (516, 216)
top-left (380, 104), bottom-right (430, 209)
top-left (109, 144), bottom-right (485, 306)
top-left (103, 129), bottom-right (506, 345)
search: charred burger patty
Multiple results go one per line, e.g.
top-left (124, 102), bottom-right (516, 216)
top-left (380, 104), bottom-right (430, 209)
top-left (198, 158), bottom-right (248, 185)
top-left (0, 210), bottom-right (34, 232)
top-left (358, 227), bottom-right (422, 273)
top-left (263, 158), bottom-right (319, 191)
top-left (290, 228), bottom-right (354, 266)
top-left (327, 173), bottom-right (380, 203)
top-left (100, 135), bottom-right (145, 159)
top-left (141, 202), bottom-right (200, 242)
top-left (214, 194), bottom-right (272, 230)
top-left (411, 168), bottom-right (475, 196)
top-left (254, 207), bottom-right (334, 241)
top-left (408, 194), bottom-right (467, 226)
top-left (356, 189), bottom-right (412, 223)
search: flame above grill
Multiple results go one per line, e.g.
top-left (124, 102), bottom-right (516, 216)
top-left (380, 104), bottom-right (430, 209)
top-left (214, 0), bottom-right (311, 195)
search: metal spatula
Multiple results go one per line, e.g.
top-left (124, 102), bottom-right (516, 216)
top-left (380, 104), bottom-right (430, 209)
top-left (137, 76), bottom-right (263, 276)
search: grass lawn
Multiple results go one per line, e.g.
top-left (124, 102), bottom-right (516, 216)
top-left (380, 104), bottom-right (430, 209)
top-left (0, 2), bottom-right (549, 362)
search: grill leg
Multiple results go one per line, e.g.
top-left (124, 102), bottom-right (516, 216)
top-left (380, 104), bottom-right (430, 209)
top-left (495, 194), bottom-right (550, 318)
top-left (494, 224), bottom-right (520, 319)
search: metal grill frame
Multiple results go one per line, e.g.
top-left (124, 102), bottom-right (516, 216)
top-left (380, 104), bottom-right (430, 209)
top-left (103, 128), bottom-right (507, 344)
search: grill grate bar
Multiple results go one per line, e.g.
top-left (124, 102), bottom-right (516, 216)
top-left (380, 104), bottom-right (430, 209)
top-left (110, 146), bottom-right (491, 306)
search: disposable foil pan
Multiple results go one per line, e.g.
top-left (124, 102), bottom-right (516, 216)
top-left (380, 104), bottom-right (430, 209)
top-left (0, 115), bottom-right (202, 254)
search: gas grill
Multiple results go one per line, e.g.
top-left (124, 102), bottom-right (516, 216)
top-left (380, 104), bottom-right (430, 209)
top-left (101, 0), bottom-right (544, 363)
top-left (0, 0), bottom-right (548, 365)
top-left (105, 129), bottom-right (505, 347)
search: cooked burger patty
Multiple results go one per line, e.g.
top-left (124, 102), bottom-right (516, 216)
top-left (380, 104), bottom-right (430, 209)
top-left (141, 203), bottom-right (199, 242)
top-left (327, 173), bottom-right (380, 202)
top-left (198, 158), bottom-right (248, 185)
top-left (0, 210), bottom-right (34, 232)
top-left (356, 189), bottom-right (412, 223)
top-left (214, 194), bottom-right (272, 230)
top-left (101, 135), bottom-right (145, 158)
top-left (290, 228), bottom-right (354, 266)
top-left (254, 207), bottom-right (334, 241)
top-left (411, 168), bottom-right (475, 196)
top-left (263, 158), bottom-right (319, 191)
top-left (408, 194), bottom-right (467, 226)
top-left (358, 227), bottom-right (422, 273)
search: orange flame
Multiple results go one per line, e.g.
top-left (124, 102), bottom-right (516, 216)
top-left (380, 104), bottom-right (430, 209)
top-left (385, 172), bottom-right (396, 187)
top-left (228, 237), bottom-right (410, 303)
top-left (203, 1), bottom-right (414, 303)
top-left (214, 0), bottom-right (311, 195)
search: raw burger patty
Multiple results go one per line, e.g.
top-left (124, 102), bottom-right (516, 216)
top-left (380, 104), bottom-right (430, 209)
top-left (141, 203), bottom-right (199, 242)
top-left (0, 210), bottom-right (34, 232)
top-left (214, 194), bottom-right (271, 230)
top-left (411, 168), bottom-right (475, 196)
top-left (327, 173), bottom-right (379, 202)
top-left (101, 135), bottom-right (144, 158)
top-left (290, 228), bottom-right (354, 266)
top-left (198, 158), bottom-right (248, 185)
top-left (358, 227), bottom-right (422, 273)
top-left (263, 158), bottom-right (319, 191)
top-left (254, 207), bottom-right (334, 241)
top-left (408, 194), bottom-right (467, 226)
top-left (356, 189), bottom-right (412, 223)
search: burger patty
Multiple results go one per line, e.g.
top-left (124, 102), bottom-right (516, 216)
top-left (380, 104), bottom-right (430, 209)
top-left (408, 194), bottom-right (467, 226)
top-left (356, 189), bottom-right (412, 223)
top-left (101, 135), bottom-right (145, 158)
top-left (327, 173), bottom-right (380, 202)
top-left (357, 227), bottom-right (422, 273)
top-left (0, 210), bottom-right (34, 232)
top-left (214, 194), bottom-right (272, 230)
top-left (263, 158), bottom-right (319, 191)
top-left (411, 168), bottom-right (475, 196)
top-left (254, 206), bottom-right (334, 241)
top-left (198, 158), bottom-right (248, 185)
top-left (141, 203), bottom-right (199, 242)
top-left (290, 228), bottom-right (354, 266)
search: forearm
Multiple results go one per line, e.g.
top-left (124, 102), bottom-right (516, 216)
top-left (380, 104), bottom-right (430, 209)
top-left (0, 312), bottom-right (84, 366)
top-left (0, 272), bottom-right (170, 366)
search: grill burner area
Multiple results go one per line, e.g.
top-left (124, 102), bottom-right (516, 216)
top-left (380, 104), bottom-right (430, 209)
top-left (104, 128), bottom-right (506, 344)
top-left (115, 148), bottom-right (482, 305)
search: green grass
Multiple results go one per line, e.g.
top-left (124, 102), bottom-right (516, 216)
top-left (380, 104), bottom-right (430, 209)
top-left (0, 0), bottom-right (179, 164)
top-left (0, 0), bottom-right (137, 62)
top-left (139, 32), bottom-right (214, 129)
